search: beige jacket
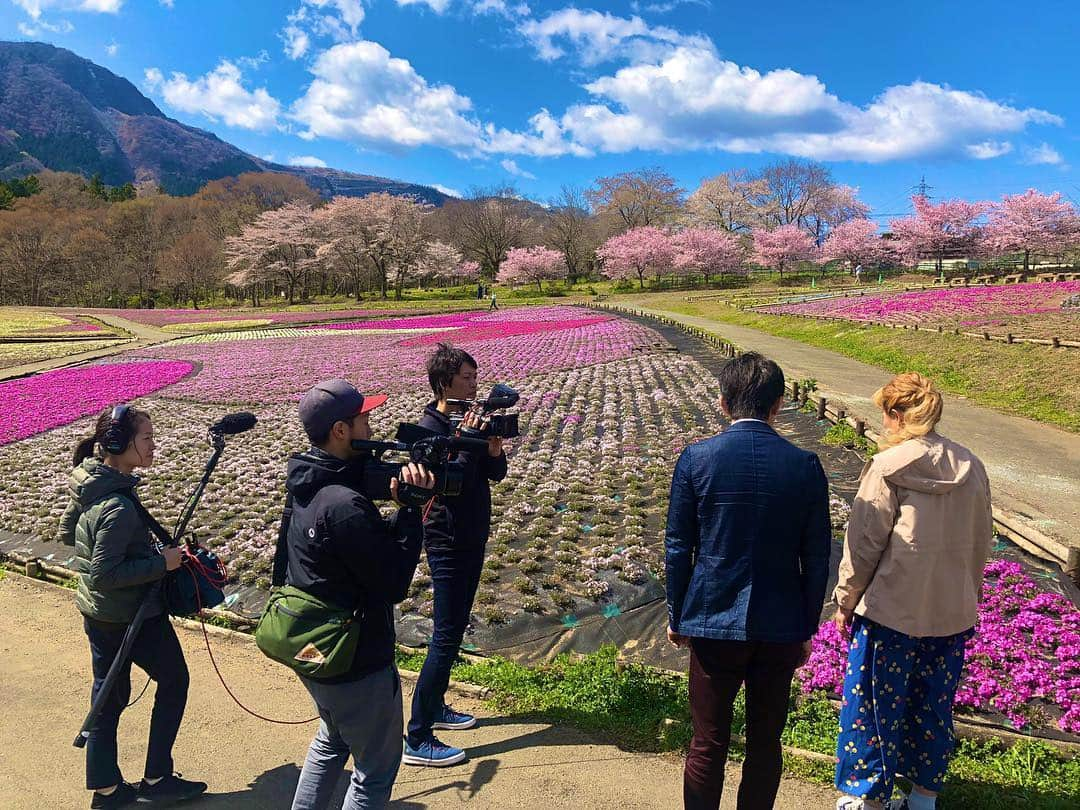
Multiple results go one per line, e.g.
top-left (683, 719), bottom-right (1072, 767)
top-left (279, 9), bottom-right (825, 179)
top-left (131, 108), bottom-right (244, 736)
top-left (833, 432), bottom-right (992, 638)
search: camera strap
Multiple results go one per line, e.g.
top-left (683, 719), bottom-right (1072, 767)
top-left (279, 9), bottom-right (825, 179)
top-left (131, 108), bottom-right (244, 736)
top-left (270, 492), bottom-right (293, 588)
top-left (125, 492), bottom-right (178, 548)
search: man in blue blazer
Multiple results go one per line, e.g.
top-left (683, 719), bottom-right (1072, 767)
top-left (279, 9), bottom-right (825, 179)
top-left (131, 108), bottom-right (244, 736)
top-left (665, 352), bottom-right (831, 810)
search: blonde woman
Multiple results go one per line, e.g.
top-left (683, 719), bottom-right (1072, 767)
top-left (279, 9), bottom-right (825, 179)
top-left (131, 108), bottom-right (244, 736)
top-left (832, 373), bottom-right (992, 810)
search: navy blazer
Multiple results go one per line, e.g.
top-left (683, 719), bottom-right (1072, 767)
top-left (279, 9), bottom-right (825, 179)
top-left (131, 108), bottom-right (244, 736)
top-left (664, 420), bottom-right (831, 643)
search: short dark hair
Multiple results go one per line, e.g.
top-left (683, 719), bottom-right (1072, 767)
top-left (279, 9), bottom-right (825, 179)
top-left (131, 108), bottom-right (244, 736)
top-left (426, 342), bottom-right (478, 399)
top-left (718, 353), bottom-right (785, 421)
top-left (306, 413), bottom-right (356, 448)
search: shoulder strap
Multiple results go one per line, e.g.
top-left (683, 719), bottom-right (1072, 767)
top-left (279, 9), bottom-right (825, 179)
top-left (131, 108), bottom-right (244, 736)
top-left (271, 492), bottom-right (294, 588)
top-left (125, 492), bottom-right (177, 548)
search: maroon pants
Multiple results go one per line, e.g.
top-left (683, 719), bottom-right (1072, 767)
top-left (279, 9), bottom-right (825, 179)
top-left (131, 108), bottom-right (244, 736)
top-left (684, 637), bottom-right (804, 810)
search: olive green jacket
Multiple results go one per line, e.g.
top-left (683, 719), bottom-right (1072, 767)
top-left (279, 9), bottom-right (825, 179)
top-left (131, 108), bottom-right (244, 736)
top-left (58, 458), bottom-right (166, 623)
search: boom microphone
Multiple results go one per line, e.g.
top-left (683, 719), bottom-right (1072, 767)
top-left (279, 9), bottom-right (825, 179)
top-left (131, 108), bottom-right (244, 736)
top-left (209, 412), bottom-right (257, 435)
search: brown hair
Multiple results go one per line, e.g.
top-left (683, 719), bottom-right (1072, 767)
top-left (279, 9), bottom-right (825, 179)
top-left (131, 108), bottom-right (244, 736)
top-left (72, 406), bottom-right (151, 467)
top-left (872, 372), bottom-right (942, 449)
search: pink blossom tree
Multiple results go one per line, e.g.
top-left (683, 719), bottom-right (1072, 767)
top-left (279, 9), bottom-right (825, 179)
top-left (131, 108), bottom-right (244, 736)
top-left (671, 227), bottom-right (746, 283)
top-left (225, 201), bottom-right (319, 304)
top-left (889, 196), bottom-right (988, 275)
top-left (596, 226), bottom-right (676, 289)
top-left (750, 224), bottom-right (815, 280)
top-left (818, 218), bottom-right (891, 273)
top-left (497, 245), bottom-right (566, 291)
top-left (984, 189), bottom-right (1080, 272)
top-left (417, 241), bottom-right (481, 287)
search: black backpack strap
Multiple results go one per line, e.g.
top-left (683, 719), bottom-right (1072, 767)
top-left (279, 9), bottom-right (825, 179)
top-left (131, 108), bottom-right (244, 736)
top-left (125, 491), bottom-right (177, 548)
top-left (271, 492), bottom-right (294, 588)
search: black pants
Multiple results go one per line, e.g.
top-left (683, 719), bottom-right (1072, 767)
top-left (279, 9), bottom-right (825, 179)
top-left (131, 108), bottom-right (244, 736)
top-left (406, 544), bottom-right (485, 746)
top-left (83, 612), bottom-right (189, 790)
top-left (684, 637), bottom-right (804, 810)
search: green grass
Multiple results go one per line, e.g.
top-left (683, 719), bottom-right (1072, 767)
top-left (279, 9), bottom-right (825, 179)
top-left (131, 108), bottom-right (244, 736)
top-left (394, 645), bottom-right (1079, 808)
top-left (621, 294), bottom-right (1080, 433)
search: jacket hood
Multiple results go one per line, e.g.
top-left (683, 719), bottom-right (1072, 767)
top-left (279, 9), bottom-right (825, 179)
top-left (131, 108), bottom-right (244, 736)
top-left (67, 457), bottom-right (139, 508)
top-left (871, 433), bottom-right (973, 494)
top-left (286, 447), bottom-right (352, 504)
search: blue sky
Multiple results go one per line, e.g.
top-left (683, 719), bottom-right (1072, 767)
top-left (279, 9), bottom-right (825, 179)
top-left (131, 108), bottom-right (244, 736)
top-left (3, 0), bottom-right (1077, 223)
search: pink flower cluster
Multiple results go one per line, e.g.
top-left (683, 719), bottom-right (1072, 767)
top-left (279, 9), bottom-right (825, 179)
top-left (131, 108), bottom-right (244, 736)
top-left (136, 311), bottom-right (657, 404)
top-left (761, 281), bottom-right (1080, 327)
top-left (0, 360), bottom-right (194, 445)
top-left (77, 307), bottom-right (382, 327)
top-left (798, 559), bottom-right (1080, 733)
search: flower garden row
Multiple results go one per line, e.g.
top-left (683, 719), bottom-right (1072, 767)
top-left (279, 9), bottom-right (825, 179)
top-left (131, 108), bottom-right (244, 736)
top-left (758, 280), bottom-right (1080, 337)
top-left (0, 305), bottom-right (1075, 735)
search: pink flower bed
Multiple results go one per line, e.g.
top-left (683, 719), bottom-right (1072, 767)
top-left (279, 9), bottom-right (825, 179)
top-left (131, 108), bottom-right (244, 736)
top-left (798, 560), bottom-right (1080, 733)
top-left (135, 314), bottom-right (656, 404)
top-left (761, 281), bottom-right (1080, 328)
top-left (310, 305), bottom-right (596, 332)
top-left (400, 316), bottom-right (610, 346)
top-left (78, 308), bottom-right (383, 327)
top-left (0, 360), bottom-right (194, 445)
top-left (33, 318), bottom-right (104, 335)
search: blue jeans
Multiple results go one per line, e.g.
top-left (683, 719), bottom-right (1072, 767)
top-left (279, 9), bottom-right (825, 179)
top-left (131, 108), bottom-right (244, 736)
top-left (835, 617), bottom-right (972, 802)
top-left (82, 613), bottom-right (189, 790)
top-left (293, 665), bottom-right (403, 810)
top-left (406, 543), bottom-right (485, 746)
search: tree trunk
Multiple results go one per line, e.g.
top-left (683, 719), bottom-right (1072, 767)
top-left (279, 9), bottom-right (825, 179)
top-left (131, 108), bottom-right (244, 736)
top-left (1023, 249), bottom-right (1030, 273)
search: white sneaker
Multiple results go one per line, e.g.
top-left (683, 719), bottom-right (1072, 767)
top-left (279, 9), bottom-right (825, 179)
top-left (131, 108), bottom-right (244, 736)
top-left (836, 798), bottom-right (866, 809)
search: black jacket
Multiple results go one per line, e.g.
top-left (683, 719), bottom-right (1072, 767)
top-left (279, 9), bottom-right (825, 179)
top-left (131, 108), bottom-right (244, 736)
top-left (284, 448), bottom-right (423, 682)
top-left (418, 403), bottom-right (507, 550)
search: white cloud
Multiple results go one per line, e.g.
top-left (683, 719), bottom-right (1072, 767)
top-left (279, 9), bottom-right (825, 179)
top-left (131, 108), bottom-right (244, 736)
top-left (292, 40), bottom-right (484, 152)
top-left (17, 17), bottom-right (74, 34)
top-left (237, 50), bottom-right (271, 70)
top-left (144, 60), bottom-right (282, 131)
top-left (472, 0), bottom-right (529, 17)
top-left (282, 24), bottom-right (311, 60)
top-left (160, 0), bottom-right (174, 7)
top-left (260, 153), bottom-right (277, 162)
top-left (1023, 143), bottom-right (1064, 166)
top-left (500, 158), bottom-right (536, 179)
top-left (280, 1), bottom-right (365, 59)
top-left (396, 0), bottom-right (452, 12)
top-left (104, 41), bottom-right (118, 56)
top-left (288, 155), bottom-right (328, 167)
top-left (12, 0), bottom-right (121, 18)
top-left (433, 183), bottom-right (463, 198)
top-left (518, 8), bottom-right (703, 66)
top-left (965, 141), bottom-right (1013, 159)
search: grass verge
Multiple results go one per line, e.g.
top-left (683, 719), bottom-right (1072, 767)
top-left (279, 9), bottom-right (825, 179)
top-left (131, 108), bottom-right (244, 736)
top-left (395, 645), bottom-right (1080, 809)
top-left (620, 294), bottom-right (1080, 432)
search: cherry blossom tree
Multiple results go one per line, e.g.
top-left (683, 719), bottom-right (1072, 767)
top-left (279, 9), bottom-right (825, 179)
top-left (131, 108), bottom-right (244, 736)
top-left (417, 241), bottom-right (480, 287)
top-left (889, 196), bottom-right (988, 275)
top-left (686, 170), bottom-right (771, 233)
top-left (671, 227), bottom-right (745, 283)
top-left (497, 245), bottom-right (566, 291)
top-left (818, 218), bottom-right (891, 273)
top-left (983, 189), bottom-right (1080, 272)
top-left (751, 225), bottom-right (815, 279)
top-left (596, 226), bottom-right (676, 289)
top-left (225, 201), bottom-right (319, 305)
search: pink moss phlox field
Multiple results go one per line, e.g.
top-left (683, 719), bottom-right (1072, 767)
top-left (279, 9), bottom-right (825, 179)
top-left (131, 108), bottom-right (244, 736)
top-left (34, 318), bottom-right (104, 335)
top-left (0, 360), bottom-right (194, 445)
top-left (137, 309), bottom-right (656, 404)
top-left (80, 307), bottom-right (383, 327)
top-left (761, 281), bottom-right (1080, 326)
top-left (798, 559), bottom-right (1080, 733)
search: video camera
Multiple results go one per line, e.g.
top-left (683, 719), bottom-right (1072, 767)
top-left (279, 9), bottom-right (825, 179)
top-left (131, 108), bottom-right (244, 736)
top-left (447, 383), bottom-right (521, 439)
top-left (350, 423), bottom-right (490, 506)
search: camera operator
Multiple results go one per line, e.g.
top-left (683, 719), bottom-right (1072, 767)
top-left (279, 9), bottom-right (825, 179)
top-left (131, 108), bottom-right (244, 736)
top-left (403, 344), bottom-right (507, 767)
top-left (286, 379), bottom-right (435, 810)
top-left (59, 405), bottom-right (206, 808)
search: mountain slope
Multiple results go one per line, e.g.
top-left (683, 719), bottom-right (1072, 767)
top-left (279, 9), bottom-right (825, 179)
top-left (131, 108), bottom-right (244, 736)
top-left (0, 40), bottom-right (447, 204)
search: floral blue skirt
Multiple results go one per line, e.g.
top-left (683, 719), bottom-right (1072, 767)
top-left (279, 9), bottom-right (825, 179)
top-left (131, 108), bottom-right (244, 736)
top-left (834, 616), bottom-right (972, 802)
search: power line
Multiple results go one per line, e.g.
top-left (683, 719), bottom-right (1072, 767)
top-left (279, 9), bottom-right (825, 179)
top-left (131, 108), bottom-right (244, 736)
top-left (912, 175), bottom-right (933, 200)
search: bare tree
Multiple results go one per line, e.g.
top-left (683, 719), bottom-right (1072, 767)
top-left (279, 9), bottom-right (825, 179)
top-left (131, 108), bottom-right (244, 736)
top-left (686, 170), bottom-right (773, 233)
top-left (545, 185), bottom-right (598, 283)
top-left (445, 186), bottom-right (537, 278)
top-left (586, 168), bottom-right (685, 232)
top-left (759, 159), bottom-right (834, 231)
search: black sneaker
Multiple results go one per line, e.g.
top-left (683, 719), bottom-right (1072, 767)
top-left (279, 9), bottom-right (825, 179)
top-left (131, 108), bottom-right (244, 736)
top-left (136, 773), bottom-right (207, 804)
top-left (91, 783), bottom-right (137, 808)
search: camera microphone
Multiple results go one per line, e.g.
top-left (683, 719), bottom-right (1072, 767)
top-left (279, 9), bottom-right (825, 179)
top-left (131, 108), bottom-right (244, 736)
top-left (209, 412), bottom-right (257, 435)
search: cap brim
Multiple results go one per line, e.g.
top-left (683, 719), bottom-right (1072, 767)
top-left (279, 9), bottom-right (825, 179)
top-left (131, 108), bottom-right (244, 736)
top-left (358, 393), bottom-right (388, 414)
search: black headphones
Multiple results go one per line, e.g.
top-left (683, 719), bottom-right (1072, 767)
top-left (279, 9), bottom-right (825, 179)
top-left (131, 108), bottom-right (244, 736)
top-left (102, 404), bottom-right (133, 455)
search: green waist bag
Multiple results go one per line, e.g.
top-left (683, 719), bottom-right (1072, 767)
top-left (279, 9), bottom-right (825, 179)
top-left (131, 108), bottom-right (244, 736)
top-left (255, 585), bottom-right (362, 680)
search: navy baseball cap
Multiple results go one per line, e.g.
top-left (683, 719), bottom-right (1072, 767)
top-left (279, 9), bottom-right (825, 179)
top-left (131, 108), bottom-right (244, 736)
top-left (299, 379), bottom-right (388, 439)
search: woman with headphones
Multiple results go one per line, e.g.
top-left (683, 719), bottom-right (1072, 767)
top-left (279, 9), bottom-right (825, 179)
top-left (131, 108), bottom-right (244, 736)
top-left (59, 404), bottom-right (207, 808)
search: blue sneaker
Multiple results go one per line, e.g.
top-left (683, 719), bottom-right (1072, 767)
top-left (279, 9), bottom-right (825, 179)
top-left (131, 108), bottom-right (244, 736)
top-left (402, 736), bottom-right (467, 767)
top-left (432, 705), bottom-right (477, 731)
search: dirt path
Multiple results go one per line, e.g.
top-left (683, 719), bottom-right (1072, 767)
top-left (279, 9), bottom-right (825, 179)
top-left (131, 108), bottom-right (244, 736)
top-left (632, 306), bottom-right (1080, 554)
top-left (0, 575), bottom-right (836, 809)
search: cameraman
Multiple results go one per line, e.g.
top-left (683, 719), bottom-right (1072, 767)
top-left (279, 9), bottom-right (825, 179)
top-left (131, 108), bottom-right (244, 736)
top-left (286, 379), bottom-right (434, 810)
top-left (404, 343), bottom-right (507, 767)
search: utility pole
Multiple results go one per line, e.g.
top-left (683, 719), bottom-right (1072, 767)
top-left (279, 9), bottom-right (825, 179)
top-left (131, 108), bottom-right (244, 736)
top-left (912, 175), bottom-right (933, 201)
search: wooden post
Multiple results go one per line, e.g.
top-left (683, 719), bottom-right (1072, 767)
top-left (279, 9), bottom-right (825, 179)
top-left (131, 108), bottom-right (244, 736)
top-left (791, 382), bottom-right (800, 402)
top-left (25, 559), bottom-right (41, 579)
top-left (837, 408), bottom-right (846, 421)
top-left (1006, 333), bottom-right (1014, 344)
top-left (1067, 548), bottom-right (1080, 588)
top-left (800, 388), bottom-right (809, 407)
top-left (1053, 337), bottom-right (1061, 348)
top-left (816, 398), bottom-right (827, 419)
top-left (855, 418), bottom-right (866, 437)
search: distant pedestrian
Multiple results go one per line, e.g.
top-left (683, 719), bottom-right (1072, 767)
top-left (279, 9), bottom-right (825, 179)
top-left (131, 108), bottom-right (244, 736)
top-left (489, 291), bottom-right (498, 310)
top-left (854, 264), bottom-right (863, 284)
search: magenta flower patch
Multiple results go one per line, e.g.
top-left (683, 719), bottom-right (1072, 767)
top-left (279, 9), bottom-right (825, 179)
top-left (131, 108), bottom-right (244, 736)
top-left (0, 360), bottom-right (194, 445)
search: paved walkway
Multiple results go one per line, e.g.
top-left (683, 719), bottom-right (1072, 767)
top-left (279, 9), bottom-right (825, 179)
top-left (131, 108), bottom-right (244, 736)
top-left (0, 575), bottom-right (835, 809)
top-left (633, 306), bottom-right (1080, 553)
top-left (0, 313), bottom-right (176, 381)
